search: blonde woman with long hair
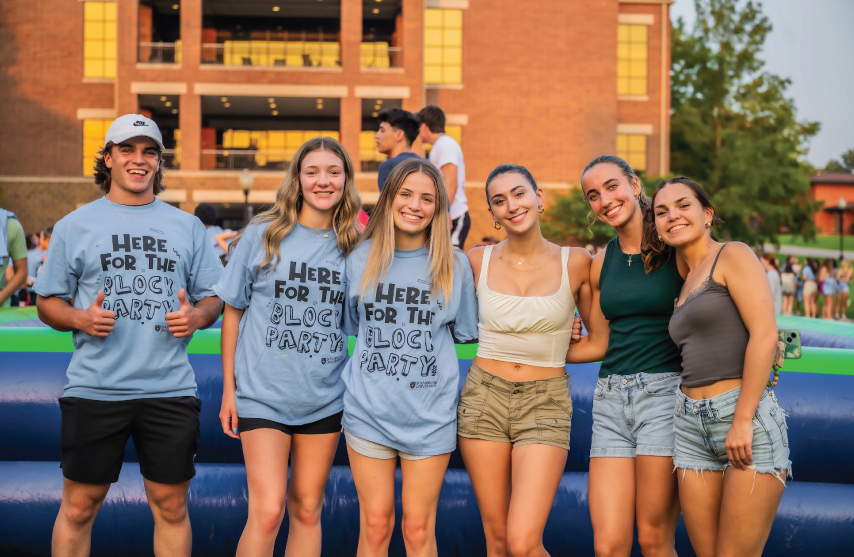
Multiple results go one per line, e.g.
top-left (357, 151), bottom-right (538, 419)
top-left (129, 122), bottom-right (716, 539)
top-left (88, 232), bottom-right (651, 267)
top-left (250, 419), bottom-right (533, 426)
top-left (214, 137), bottom-right (361, 557)
top-left (341, 158), bottom-right (478, 556)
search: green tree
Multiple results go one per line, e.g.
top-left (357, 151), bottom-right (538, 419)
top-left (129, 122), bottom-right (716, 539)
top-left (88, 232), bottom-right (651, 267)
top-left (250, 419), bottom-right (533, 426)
top-left (824, 148), bottom-right (854, 173)
top-left (670, 0), bottom-right (821, 244)
top-left (541, 188), bottom-right (616, 247)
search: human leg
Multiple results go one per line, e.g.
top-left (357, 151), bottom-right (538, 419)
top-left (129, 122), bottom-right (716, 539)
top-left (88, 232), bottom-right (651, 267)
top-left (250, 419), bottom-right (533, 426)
top-left (588, 458), bottom-right (636, 557)
top-left (52, 479), bottom-right (111, 557)
top-left (635, 456), bottom-right (679, 557)
top-left (459, 437), bottom-right (512, 557)
top-left (715, 468), bottom-right (784, 557)
top-left (235, 428), bottom-right (290, 556)
top-left (399, 452), bottom-right (451, 557)
top-left (143, 479), bottom-right (192, 557)
top-left (505, 444), bottom-right (568, 557)
top-left (347, 440), bottom-right (398, 557)
top-left (285, 431), bottom-right (341, 557)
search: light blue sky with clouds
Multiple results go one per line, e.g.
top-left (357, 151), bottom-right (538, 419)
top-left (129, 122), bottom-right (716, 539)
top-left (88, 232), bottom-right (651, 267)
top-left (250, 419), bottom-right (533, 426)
top-left (669, 0), bottom-right (854, 169)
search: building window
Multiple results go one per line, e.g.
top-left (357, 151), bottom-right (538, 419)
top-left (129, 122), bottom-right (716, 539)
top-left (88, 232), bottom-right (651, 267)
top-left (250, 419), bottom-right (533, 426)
top-left (617, 24), bottom-right (647, 96)
top-left (84, 1), bottom-right (117, 79)
top-left (424, 9), bottom-right (462, 85)
top-left (617, 134), bottom-right (646, 172)
top-left (83, 119), bottom-right (111, 176)
top-left (221, 130), bottom-right (339, 169)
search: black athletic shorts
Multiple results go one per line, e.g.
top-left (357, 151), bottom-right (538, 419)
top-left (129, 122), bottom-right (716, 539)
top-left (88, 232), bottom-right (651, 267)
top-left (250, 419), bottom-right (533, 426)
top-left (238, 410), bottom-right (343, 436)
top-left (59, 396), bottom-right (201, 485)
top-left (451, 211), bottom-right (471, 249)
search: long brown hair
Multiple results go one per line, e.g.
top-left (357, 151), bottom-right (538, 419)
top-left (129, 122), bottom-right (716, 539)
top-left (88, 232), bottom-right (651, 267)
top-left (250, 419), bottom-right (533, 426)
top-left (359, 158), bottom-right (456, 304)
top-left (232, 137), bottom-right (361, 275)
top-left (645, 177), bottom-right (723, 270)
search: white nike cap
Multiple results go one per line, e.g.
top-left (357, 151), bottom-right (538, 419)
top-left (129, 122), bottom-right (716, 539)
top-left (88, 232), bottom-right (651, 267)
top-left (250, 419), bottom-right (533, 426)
top-left (104, 114), bottom-right (165, 151)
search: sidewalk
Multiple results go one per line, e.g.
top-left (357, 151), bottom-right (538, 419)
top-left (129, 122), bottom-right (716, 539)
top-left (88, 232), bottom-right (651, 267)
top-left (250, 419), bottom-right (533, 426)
top-left (764, 243), bottom-right (854, 260)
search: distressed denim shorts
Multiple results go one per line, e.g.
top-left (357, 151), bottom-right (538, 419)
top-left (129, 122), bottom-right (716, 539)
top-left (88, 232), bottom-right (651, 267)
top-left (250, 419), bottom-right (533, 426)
top-left (674, 387), bottom-right (792, 480)
top-left (457, 363), bottom-right (572, 451)
top-left (590, 372), bottom-right (681, 458)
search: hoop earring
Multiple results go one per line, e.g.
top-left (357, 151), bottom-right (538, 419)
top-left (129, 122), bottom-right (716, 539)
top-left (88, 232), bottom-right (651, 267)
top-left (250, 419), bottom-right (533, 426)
top-left (538, 205), bottom-right (544, 214)
top-left (493, 221), bottom-right (501, 230)
top-left (706, 221), bottom-right (711, 229)
top-left (658, 234), bottom-right (663, 241)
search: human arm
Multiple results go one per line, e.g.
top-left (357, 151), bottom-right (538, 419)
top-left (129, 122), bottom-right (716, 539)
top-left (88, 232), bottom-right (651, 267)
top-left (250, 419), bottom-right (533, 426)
top-left (0, 258), bottom-right (26, 306)
top-left (219, 303), bottom-right (244, 439)
top-left (215, 230), bottom-right (238, 257)
top-left (164, 290), bottom-right (223, 337)
top-left (566, 248), bottom-right (611, 363)
top-left (441, 163), bottom-right (459, 206)
top-left (721, 243), bottom-right (780, 470)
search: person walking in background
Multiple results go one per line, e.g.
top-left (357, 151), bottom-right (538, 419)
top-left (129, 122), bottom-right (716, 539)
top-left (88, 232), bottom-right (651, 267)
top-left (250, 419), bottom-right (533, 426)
top-left (781, 259), bottom-right (797, 316)
top-left (417, 105), bottom-right (470, 250)
top-left (0, 207), bottom-right (27, 307)
top-left (837, 260), bottom-right (852, 320)
top-left (801, 258), bottom-right (819, 318)
top-left (652, 177), bottom-right (789, 557)
top-left (819, 258), bottom-right (836, 320)
top-left (762, 253), bottom-right (783, 315)
top-left (375, 107), bottom-right (421, 191)
top-left (216, 137), bottom-right (361, 557)
top-left (789, 255), bottom-right (803, 316)
top-left (34, 114), bottom-right (224, 557)
top-left (195, 203), bottom-right (226, 261)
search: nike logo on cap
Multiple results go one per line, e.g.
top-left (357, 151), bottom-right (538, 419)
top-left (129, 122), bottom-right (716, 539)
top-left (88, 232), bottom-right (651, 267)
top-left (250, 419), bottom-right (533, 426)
top-left (133, 121), bottom-right (147, 126)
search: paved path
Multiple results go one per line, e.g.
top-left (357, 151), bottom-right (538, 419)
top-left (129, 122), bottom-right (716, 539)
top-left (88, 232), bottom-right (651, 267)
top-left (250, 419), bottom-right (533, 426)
top-left (764, 243), bottom-right (854, 259)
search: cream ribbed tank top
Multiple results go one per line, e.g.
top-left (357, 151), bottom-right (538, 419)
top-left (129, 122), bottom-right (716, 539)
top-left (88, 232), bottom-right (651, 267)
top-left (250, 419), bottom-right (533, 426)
top-left (475, 245), bottom-right (576, 368)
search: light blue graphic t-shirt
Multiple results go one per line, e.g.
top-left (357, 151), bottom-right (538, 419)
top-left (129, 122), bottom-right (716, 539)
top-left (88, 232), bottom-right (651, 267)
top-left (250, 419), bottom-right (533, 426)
top-left (342, 241), bottom-right (478, 456)
top-left (33, 197), bottom-right (224, 401)
top-left (214, 222), bottom-right (349, 426)
top-left (206, 225), bottom-right (225, 257)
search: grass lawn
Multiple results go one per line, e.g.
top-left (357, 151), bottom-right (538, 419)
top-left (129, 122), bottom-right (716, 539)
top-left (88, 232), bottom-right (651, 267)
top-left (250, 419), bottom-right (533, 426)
top-left (776, 234), bottom-right (854, 251)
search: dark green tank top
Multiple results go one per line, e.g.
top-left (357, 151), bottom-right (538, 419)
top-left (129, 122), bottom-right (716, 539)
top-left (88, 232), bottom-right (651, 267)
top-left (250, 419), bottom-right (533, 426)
top-left (598, 237), bottom-right (684, 377)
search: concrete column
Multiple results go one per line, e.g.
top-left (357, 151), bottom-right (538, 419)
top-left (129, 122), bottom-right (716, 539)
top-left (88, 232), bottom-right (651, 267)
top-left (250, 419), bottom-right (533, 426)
top-left (340, 95), bottom-right (362, 171)
top-left (340, 0), bottom-right (362, 75)
top-left (179, 94), bottom-right (201, 171)
top-left (401, 0), bottom-right (425, 111)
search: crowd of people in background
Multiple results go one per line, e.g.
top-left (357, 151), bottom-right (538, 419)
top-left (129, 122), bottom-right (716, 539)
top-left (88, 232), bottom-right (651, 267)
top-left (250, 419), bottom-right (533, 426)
top-left (771, 254), bottom-right (852, 320)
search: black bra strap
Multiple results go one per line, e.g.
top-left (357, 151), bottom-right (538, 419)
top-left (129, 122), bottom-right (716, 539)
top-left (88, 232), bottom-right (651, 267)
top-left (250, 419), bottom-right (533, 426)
top-left (709, 243), bottom-right (727, 277)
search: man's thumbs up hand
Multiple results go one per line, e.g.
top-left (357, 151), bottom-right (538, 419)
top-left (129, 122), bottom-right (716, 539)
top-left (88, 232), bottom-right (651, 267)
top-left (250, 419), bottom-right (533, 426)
top-left (78, 290), bottom-right (116, 337)
top-left (165, 288), bottom-right (201, 338)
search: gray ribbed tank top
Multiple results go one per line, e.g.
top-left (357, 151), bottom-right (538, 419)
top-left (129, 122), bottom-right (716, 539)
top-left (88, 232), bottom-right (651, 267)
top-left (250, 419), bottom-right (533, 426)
top-left (668, 245), bottom-right (749, 388)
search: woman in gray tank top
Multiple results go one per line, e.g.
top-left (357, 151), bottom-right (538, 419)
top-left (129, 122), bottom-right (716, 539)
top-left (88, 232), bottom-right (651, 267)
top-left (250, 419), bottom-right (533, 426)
top-left (651, 177), bottom-right (791, 557)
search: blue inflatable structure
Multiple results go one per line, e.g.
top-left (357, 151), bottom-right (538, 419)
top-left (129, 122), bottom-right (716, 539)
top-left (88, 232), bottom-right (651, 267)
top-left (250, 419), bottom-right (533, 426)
top-left (1, 322), bottom-right (853, 556)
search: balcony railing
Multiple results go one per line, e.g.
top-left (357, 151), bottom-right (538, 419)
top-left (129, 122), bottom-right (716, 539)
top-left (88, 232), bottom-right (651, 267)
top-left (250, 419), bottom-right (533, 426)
top-left (201, 40), bottom-right (341, 68)
top-left (161, 149), bottom-right (179, 170)
top-left (138, 41), bottom-right (182, 64)
top-left (202, 150), bottom-right (292, 171)
top-left (360, 44), bottom-right (402, 69)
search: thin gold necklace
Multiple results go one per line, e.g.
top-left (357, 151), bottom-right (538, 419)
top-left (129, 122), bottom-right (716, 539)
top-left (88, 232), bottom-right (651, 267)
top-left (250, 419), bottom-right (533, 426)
top-left (499, 242), bottom-right (551, 272)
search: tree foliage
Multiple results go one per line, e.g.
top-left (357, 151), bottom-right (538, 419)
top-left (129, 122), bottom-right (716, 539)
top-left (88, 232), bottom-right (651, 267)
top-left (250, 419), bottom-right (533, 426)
top-left (670, 0), bottom-right (821, 243)
top-left (824, 148), bottom-right (854, 173)
top-left (541, 188), bottom-right (616, 247)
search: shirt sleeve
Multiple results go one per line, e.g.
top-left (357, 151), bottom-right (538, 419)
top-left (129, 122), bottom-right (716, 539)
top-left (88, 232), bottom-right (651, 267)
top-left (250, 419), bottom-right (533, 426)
top-left (451, 252), bottom-right (479, 343)
top-left (186, 220), bottom-right (224, 303)
top-left (341, 259), bottom-right (361, 337)
top-left (212, 225), bottom-right (258, 309)
top-left (32, 220), bottom-right (77, 301)
top-left (7, 218), bottom-right (27, 261)
top-left (429, 138), bottom-right (456, 171)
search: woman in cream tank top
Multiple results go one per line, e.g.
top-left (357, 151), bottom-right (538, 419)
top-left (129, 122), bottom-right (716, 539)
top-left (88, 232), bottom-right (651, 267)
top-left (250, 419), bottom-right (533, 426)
top-left (457, 164), bottom-right (606, 557)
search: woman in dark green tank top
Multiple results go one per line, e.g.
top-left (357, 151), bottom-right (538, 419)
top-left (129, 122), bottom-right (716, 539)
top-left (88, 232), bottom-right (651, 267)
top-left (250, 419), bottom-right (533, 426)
top-left (567, 155), bottom-right (687, 557)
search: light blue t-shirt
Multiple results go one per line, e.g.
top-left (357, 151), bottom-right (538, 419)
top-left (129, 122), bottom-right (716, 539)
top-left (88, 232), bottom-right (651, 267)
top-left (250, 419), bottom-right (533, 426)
top-left (33, 197), bottom-right (224, 401)
top-left (213, 222), bottom-right (349, 426)
top-left (27, 248), bottom-right (45, 278)
top-left (206, 225), bottom-right (226, 257)
top-left (342, 242), bottom-right (478, 456)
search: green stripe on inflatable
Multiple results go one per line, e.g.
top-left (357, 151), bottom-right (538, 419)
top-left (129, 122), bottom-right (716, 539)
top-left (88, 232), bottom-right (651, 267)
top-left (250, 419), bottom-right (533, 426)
top-left (775, 315), bottom-right (854, 339)
top-left (0, 328), bottom-right (849, 374)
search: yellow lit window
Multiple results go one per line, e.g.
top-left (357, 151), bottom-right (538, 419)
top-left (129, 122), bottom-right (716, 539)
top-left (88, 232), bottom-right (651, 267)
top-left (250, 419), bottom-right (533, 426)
top-left (617, 134), bottom-right (647, 172)
top-left (223, 130), bottom-right (339, 166)
top-left (83, 119), bottom-right (111, 175)
top-left (360, 131), bottom-right (384, 165)
top-left (424, 9), bottom-right (462, 85)
top-left (617, 24), bottom-right (647, 96)
top-left (84, 2), bottom-right (117, 79)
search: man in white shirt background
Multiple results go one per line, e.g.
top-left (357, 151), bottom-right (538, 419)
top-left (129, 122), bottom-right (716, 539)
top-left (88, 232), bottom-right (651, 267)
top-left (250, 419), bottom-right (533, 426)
top-left (417, 105), bottom-right (470, 250)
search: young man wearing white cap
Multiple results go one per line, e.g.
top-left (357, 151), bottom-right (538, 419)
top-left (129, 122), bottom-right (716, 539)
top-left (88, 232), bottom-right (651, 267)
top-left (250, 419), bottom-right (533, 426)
top-left (34, 114), bottom-right (224, 556)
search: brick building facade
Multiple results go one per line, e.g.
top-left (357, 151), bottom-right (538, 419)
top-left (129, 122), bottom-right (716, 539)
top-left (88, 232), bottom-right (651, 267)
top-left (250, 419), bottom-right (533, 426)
top-left (0, 0), bottom-right (672, 249)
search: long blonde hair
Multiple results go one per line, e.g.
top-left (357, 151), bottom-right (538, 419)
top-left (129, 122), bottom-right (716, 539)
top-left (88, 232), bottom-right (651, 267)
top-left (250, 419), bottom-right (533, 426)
top-left (232, 137), bottom-right (361, 275)
top-left (359, 158), bottom-right (456, 304)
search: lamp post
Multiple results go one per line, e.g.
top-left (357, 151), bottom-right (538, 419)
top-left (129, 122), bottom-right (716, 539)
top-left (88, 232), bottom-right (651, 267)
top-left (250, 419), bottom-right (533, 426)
top-left (239, 168), bottom-right (254, 226)
top-left (839, 197), bottom-right (847, 264)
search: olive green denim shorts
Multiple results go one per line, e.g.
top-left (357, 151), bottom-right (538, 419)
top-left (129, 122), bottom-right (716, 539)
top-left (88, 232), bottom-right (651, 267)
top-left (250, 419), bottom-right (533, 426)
top-left (457, 363), bottom-right (572, 451)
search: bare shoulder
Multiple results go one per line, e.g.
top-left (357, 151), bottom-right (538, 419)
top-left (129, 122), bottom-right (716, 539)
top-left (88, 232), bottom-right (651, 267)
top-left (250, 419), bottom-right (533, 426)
top-left (466, 245), bottom-right (487, 271)
top-left (567, 246), bottom-right (593, 269)
top-left (717, 242), bottom-right (764, 282)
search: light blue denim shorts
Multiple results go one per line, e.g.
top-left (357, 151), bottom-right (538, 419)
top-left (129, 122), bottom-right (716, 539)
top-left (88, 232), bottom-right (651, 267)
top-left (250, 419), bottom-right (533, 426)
top-left (590, 372), bottom-right (681, 458)
top-left (674, 386), bottom-right (792, 480)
